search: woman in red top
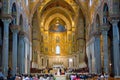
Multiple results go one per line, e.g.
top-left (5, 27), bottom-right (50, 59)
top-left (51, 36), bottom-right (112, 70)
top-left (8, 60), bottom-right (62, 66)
top-left (73, 75), bottom-right (80, 80)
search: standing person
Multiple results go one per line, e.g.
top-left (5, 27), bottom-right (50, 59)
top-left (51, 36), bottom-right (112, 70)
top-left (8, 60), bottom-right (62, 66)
top-left (8, 67), bottom-right (12, 76)
top-left (0, 68), bottom-right (4, 80)
top-left (7, 67), bottom-right (12, 79)
top-left (49, 74), bottom-right (54, 80)
top-left (29, 75), bottom-right (33, 80)
top-left (59, 68), bottom-right (61, 75)
top-left (97, 74), bottom-right (101, 80)
top-left (104, 73), bottom-right (109, 80)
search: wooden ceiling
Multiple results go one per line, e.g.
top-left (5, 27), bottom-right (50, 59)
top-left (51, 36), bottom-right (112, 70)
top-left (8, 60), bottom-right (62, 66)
top-left (29, 0), bottom-right (101, 24)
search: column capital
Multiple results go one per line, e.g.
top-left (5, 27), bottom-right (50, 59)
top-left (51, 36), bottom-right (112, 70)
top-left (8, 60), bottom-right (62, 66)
top-left (12, 12), bottom-right (17, 18)
top-left (100, 23), bottom-right (110, 32)
top-left (19, 31), bottom-right (27, 38)
top-left (1, 14), bottom-right (13, 23)
top-left (10, 25), bottom-right (20, 33)
top-left (109, 14), bottom-right (120, 24)
top-left (92, 31), bottom-right (101, 37)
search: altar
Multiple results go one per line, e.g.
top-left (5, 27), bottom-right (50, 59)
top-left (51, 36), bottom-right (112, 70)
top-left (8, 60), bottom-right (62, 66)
top-left (54, 75), bottom-right (66, 80)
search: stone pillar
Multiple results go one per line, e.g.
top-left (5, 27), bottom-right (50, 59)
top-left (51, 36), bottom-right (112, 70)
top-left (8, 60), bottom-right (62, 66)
top-left (27, 42), bottom-right (31, 74)
top-left (86, 46), bottom-right (92, 73)
top-left (110, 16), bottom-right (120, 76)
top-left (77, 53), bottom-right (79, 68)
top-left (2, 15), bottom-right (12, 76)
top-left (10, 25), bottom-right (19, 76)
top-left (91, 41), bottom-right (96, 73)
top-left (18, 31), bottom-right (25, 74)
top-left (24, 38), bottom-right (30, 74)
top-left (88, 54), bottom-right (92, 73)
top-left (94, 31), bottom-right (101, 74)
top-left (74, 55), bottom-right (77, 67)
top-left (73, 56), bottom-right (76, 67)
top-left (101, 24), bottom-right (109, 74)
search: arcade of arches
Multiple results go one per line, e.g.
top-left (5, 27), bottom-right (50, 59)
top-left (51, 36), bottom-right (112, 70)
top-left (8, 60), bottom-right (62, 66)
top-left (0, 0), bottom-right (120, 78)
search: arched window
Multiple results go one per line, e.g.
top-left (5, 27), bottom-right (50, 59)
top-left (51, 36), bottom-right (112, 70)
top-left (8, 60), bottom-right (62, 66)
top-left (90, 0), bottom-right (92, 6)
top-left (24, 0), bottom-right (28, 6)
top-left (69, 58), bottom-right (73, 62)
top-left (68, 58), bottom-right (73, 67)
top-left (56, 45), bottom-right (60, 55)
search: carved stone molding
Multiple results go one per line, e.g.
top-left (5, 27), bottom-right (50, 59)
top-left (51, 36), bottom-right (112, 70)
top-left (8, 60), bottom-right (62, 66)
top-left (92, 30), bottom-right (101, 37)
top-left (109, 13), bottom-right (120, 23)
top-left (10, 24), bottom-right (20, 32)
top-left (19, 30), bottom-right (30, 41)
top-left (19, 30), bottom-right (27, 38)
top-left (1, 14), bottom-right (13, 20)
top-left (100, 23), bottom-right (110, 31)
top-left (12, 12), bottom-right (17, 18)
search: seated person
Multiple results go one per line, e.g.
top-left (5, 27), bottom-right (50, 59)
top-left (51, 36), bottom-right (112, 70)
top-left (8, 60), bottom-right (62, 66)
top-left (73, 74), bottom-right (80, 80)
top-left (61, 69), bottom-right (65, 75)
top-left (45, 69), bottom-right (48, 74)
top-left (49, 74), bottom-right (54, 80)
top-left (39, 75), bottom-right (44, 80)
top-left (70, 74), bottom-right (76, 80)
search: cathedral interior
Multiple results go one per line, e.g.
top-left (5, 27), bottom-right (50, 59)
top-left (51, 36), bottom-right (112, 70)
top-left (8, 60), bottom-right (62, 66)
top-left (0, 0), bottom-right (120, 79)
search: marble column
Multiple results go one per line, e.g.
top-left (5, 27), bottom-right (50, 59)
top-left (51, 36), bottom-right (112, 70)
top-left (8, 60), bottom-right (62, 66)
top-left (86, 46), bottom-right (92, 73)
top-left (77, 53), bottom-right (79, 68)
top-left (18, 31), bottom-right (25, 74)
top-left (73, 56), bottom-right (76, 67)
top-left (74, 56), bottom-right (77, 67)
top-left (10, 25), bottom-right (19, 76)
top-left (88, 55), bottom-right (92, 73)
top-left (27, 42), bottom-right (31, 74)
top-left (101, 24), bottom-right (109, 74)
top-left (2, 17), bottom-right (11, 76)
top-left (91, 42), bottom-right (96, 73)
top-left (94, 31), bottom-right (101, 74)
top-left (111, 18), bottom-right (120, 76)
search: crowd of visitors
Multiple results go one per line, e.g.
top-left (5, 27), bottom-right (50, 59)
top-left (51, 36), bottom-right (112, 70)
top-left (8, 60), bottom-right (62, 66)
top-left (0, 73), bottom-right (55, 80)
top-left (0, 73), bottom-right (109, 80)
top-left (68, 73), bottom-right (109, 80)
top-left (0, 67), bottom-right (109, 80)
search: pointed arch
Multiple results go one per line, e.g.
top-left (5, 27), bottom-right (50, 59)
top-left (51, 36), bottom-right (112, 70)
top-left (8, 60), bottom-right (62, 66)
top-left (40, 0), bottom-right (75, 16)
top-left (103, 3), bottom-right (109, 12)
top-left (96, 14), bottom-right (100, 28)
top-left (19, 14), bottom-right (23, 30)
top-left (11, 3), bottom-right (17, 24)
top-left (103, 3), bottom-right (109, 23)
top-left (12, 3), bottom-right (17, 13)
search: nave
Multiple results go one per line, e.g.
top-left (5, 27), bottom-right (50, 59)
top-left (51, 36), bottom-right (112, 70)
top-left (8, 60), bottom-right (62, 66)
top-left (0, 0), bottom-right (120, 80)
